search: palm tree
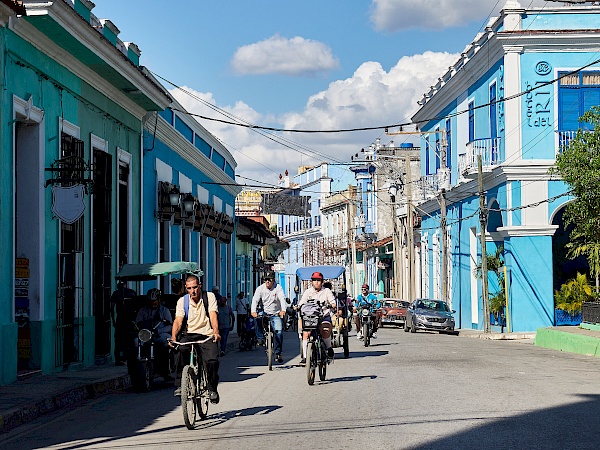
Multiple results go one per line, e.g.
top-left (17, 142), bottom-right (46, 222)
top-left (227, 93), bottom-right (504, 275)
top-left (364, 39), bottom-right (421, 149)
top-left (474, 246), bottom-right (505, 315)
top-left (554, 272), bottom-right (594, 315)
top-left (565, 231), bottom-right (600, 292)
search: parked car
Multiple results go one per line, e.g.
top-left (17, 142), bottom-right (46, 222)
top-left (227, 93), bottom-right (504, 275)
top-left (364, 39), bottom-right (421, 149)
top-left (404, 298), bottom-right (456, 334)
top-left (379, 299), bottom-right (409, 328)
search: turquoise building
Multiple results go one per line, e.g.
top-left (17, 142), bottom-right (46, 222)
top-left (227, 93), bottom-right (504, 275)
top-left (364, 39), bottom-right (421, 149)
top-left (0, 0), bottom-right (241, 385)
top-left (412, 1), bottom-right (598, 332)
top-left (140, 98), bottom-right (239, 300)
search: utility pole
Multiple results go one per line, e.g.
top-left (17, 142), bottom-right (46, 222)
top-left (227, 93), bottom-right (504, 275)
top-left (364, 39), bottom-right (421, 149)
top-left (478, 155), bottom-right (490, 333)
top-left (440, 130), bottom-right (448, 305)
top-left (405, 155), bottom-right (414, 302)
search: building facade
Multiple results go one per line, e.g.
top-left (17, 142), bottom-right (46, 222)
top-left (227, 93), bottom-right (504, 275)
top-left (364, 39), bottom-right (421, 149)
top-left (1, 0), bottom-right (171, 384)
top-left (412, 1), bottom-right (598, 331)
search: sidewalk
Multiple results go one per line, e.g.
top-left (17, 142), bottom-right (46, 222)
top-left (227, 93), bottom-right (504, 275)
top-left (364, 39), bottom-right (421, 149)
top-left (0, 334), bottom-right (240, 434)
top-left (457, 328), bottom-right (537, 340)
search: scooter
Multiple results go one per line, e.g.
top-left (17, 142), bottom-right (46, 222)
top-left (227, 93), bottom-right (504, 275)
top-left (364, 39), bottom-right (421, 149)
top-left (127, 320), bottom-right (173, 391)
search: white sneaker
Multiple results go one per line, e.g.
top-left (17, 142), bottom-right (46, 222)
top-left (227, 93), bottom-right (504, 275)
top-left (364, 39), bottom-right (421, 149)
top-left (357, 332), bottom-right (363, 340)
top-left (372, 332), bottom-right (378, 339)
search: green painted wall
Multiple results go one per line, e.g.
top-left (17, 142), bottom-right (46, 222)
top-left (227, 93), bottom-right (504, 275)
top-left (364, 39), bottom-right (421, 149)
top-left (1, 25), bottom-right (144, 382)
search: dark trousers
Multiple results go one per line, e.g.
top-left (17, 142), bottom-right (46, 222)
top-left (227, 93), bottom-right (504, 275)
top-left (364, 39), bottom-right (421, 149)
top-left (174, 333), bottom-right (220, 392)
top-left (237, 314), bottom-right (247, 334)
top-left (114, 321), bottom-right (128, 362)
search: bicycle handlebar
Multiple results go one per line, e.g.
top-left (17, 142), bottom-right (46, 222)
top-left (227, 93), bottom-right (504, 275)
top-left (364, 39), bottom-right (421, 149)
top-left (168, 337), bottom-right (212, 347)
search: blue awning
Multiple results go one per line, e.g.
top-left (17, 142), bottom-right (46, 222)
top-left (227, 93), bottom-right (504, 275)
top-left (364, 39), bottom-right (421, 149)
top-left (296, 265), bottom-right (345, 281)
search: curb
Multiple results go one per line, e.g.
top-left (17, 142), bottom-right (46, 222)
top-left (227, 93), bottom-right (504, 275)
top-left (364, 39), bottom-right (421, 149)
top-left (0, 373), bottom-right (131, 434)
top-left (458, 332), bottom-right (536, 340)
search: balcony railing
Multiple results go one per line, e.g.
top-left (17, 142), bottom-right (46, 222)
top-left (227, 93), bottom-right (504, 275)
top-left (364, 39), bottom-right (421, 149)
top-left (413, 175), bottom-right (438, 202)
top-left (459, 137), bottom-right (501, 176)
top-left (555, 130), bottom-right (593, 154)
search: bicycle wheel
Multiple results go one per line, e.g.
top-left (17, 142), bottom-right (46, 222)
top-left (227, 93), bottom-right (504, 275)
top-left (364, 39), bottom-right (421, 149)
top-left (197, 362), bottom-right (210, 420)
top-left (318, 342), bottom-right (327, 381)
top-left (181, 365), bottom-right (197, 430)
top-left (306, 342), bottom-right (316, 385)
top-left (266, 331), bottom-right (273, 371)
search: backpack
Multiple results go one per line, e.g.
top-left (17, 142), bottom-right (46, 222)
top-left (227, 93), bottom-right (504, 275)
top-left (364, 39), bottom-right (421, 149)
top-left (181, 291), bottom-right (214, 331)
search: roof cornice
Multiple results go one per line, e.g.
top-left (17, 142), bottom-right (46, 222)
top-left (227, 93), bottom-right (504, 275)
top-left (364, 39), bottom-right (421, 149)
top-left (149, 115), bottom-right (241, 197)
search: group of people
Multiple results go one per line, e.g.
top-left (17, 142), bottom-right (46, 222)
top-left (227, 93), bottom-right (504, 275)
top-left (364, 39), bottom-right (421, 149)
top-left (111, 270), bottom-right (383, 405)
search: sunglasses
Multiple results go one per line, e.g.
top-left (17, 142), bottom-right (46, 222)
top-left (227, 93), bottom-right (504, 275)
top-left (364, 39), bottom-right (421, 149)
top-left (311, 278), bottom-right (323, 281)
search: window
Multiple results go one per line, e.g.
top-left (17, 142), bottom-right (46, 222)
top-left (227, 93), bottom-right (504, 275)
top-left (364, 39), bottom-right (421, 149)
top-left (445, 118), bottom-right (452, 169)
top-left (468, 101), bottom-right (475, 142)
top-left (490, 82), bottom-right (497, 138)
top-left (559, 70), bottom-right (600, 131)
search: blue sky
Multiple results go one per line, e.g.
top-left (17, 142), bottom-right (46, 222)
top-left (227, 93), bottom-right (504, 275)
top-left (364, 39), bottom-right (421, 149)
top-left (91, 0), bottom-right (546, 185)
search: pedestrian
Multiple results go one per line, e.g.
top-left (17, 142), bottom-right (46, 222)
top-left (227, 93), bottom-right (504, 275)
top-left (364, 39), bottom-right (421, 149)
top-left (110, 281), bottom-right (136, 365)
top-left (217, 294), bottom-right (235, 356)
top-left (236, 291), bottom-right (249, 335)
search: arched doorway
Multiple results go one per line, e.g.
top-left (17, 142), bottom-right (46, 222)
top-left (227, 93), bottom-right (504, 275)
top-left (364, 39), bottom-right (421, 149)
top-left (552, 206), bottom-right (589, 292)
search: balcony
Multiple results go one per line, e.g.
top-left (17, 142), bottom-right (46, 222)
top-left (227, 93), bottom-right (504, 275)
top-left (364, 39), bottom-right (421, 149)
top-left (413, 175), bottom-right (438, 202)
top-left (556, 130), bottom-right (588, 154)
top-left (459, 137), bottom-right (501, 178)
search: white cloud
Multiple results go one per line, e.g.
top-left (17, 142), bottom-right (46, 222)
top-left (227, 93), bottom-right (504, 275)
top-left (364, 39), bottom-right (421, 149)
top-left (370, 0), bottom-right (548, 32)
top-left (231, 35), bottom-right (339, 76)
top-left (171, 51), bottom-right (458, 185)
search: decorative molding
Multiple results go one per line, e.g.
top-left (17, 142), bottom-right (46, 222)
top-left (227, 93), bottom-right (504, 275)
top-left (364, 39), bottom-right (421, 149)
top-left (13, 94), bottom-right (44, 123)
top-left (151, 115), bottom-right (241, 197)
top-left (117, 147), bottom-right (132, 165)
top-left (91, 133), bottom-right (107, 153)
top-left (59, 117), bottom-right (80, 139)
top-left (497, 225), bottom-right (558, 237)
top-left (11, 2), bottom-right (170, 114)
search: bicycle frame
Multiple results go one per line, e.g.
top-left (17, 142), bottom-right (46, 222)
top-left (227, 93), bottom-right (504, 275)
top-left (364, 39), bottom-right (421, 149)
top-left (257, 313), bottom-right (276, 371)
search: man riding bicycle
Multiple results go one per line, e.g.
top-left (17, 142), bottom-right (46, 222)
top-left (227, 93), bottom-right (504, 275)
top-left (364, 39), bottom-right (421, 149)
top-left (298, 271), bottom-right (338, 365)
top-left (251, 272), bottom-right (286, 363)
top-left (169, 275), bottom-right (221, 403)
top-left (355, 283), bottom-right (381, 340)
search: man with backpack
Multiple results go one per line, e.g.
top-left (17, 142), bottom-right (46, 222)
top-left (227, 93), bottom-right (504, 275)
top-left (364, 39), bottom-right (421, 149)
top-left (169, 274), bottom-right (221, 403)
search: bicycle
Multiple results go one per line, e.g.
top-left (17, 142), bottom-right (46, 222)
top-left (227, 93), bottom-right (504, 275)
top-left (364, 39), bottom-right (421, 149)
top-left (170, 336), bottom-right (212, 429)
top-left (257, 312), bottom-right (277, 370)
top-left (301, 301), bottom-right (331, 385)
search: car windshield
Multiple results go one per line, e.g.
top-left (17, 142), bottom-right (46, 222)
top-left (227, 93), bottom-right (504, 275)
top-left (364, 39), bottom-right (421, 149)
top-left (417, 300), bottom-right (450, 312)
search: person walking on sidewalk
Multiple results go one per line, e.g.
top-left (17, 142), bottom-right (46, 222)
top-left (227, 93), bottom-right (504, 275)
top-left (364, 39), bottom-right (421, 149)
top-left (170, 275), bottom-right (221, 403)
top-left (251, 272), bottom-right (286, 363)
top-left (217, 294), bottom-right (235, 356)
top-left (236, 291), bottom-right (249, 335)
top-left (110, 281), bottom-right (136, 365)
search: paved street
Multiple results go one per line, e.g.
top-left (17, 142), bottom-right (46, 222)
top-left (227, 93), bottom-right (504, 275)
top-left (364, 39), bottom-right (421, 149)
top-left (3, 327), bottom-right (600, 450)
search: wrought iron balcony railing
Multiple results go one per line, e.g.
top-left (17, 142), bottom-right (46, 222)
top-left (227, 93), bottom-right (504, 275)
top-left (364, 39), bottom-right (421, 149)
top-left (459, 137), bottom-right (501, 176)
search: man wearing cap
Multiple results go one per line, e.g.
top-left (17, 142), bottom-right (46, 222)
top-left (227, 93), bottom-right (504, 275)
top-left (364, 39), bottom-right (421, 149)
top-left (251, 272), bottom-right (286, 363)
top-left (298, 271), bottom-right (338, 365)
top-left (355, 283), bottom-right (381, 340)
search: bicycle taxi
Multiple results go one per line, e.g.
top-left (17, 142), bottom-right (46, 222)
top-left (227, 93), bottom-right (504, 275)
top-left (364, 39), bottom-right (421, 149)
top-left (295, 265), bottom-right (350, 359)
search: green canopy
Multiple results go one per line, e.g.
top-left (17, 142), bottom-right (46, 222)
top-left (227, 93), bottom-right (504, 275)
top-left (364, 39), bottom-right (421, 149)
top-left (115, 261), bottom-right (203, 281)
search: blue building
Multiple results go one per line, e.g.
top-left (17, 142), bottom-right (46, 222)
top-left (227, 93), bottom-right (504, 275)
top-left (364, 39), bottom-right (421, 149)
top-left (141, 98), bottom-right (239, 298)
top-left (276, 164), bottom-right (356, 297)
top-left (411, 1), bottom-right (598, 332)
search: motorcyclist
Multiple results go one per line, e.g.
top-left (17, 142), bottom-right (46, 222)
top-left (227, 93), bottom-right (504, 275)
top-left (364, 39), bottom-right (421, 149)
top-left (298, 272), bottom-right (338, 365)
top-left (355, 284), bottom-right (381, 340)
top-left (135, 288), bottom-right (173, 377)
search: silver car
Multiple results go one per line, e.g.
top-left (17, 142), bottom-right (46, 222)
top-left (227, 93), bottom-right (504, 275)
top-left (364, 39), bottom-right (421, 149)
top-left (404, 299), bottom-right (456, 334)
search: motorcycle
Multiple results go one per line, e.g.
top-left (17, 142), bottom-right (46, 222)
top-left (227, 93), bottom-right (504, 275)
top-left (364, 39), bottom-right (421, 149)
top-left (127, 319), bottom-right (173, 392)
top-left (360, 306), bottom-right (375, 347)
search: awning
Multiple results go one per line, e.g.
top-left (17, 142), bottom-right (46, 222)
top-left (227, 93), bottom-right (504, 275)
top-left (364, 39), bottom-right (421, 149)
top-left (296, 265), bottom-right (345, 281)
top-left (115, 261), bottom-right (203, 281)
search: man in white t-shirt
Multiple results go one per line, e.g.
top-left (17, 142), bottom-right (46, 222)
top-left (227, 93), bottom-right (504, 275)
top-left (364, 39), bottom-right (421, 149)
top-left (235, 292), bottom-right (249, 335)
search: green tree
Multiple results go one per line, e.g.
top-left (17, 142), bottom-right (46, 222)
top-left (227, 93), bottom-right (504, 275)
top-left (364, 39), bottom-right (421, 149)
top-left (551, 105), bottom-right (600, 291)
top-left (554, 272), bottom-right (594, 315)
top-left (474, 246), bottom-right (505, 314)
